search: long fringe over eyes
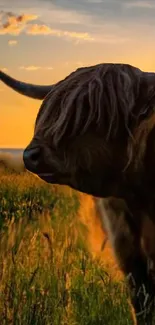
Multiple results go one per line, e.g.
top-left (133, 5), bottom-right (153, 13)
top-left (35, 63), bottom-right (144, 147)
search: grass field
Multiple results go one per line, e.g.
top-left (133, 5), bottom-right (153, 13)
top-left (0, 168), bottom-right (134, 324)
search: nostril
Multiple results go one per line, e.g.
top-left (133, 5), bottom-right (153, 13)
top-left (23, 147), bottom-right (41, 170)
top-left (29, 147), bottom-right (41, 163)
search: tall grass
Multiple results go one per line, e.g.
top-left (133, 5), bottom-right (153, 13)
top-left (0, 169), bottom-right (133, 324)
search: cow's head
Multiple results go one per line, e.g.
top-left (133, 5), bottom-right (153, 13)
top-left (1, 63), bottom-right (155, 198)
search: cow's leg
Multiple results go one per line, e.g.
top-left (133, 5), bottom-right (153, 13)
top-left (125, 253), bottom-right (155, 325)
top-left (96, 198), bottom-right (155, 325)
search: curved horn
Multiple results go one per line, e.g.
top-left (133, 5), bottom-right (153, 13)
top-left (0, 70), bottom-right (53, 100)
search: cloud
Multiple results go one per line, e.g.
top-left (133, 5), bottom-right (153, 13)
top-left (19, 66), bottom-right (41, 71)
top-left (86, 0), bottom-right (103, 2)
top-left (0, 23), bottom-right (24, 35)
top-left (14, 13), bottom-right (38, 23)
top-left (0, 10), bottom-right (94, 42)
top-left (63, 30), bottom-right (93, 41)
top-left (19, 66), bottom-right (54, 71)
top-left (0, 12), bottom-right (38, 35)
top-left (26, 24), bottom-right (53, 35)
top-left (26, 23), bottom-right (94, 41)
top-left (8, 39), bottom-right (18, 46)
top-left (42, 0), bottom-right (155, 28)
top-left (125, 1), bottom-right (155, 9)
top-left (0, 11), bottom-right (38, 23)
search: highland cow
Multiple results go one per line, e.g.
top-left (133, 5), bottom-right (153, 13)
top-left (1, 62), bottom-right (155, 324)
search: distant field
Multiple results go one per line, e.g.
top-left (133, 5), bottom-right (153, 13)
top-left (0, 168), bottom-right (133, 324)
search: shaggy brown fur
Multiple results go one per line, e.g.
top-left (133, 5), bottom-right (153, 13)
top-left (21, 63), bottom-right (155, 201)
top-left (33, 63), bottom-right (155, 165)
top-left (95, 197), bottom-right (155, 325)
top-left (35, 64), bottom-right (141, 147)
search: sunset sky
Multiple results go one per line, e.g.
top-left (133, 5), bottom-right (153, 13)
top-left (1, 0), bottom-right (155, 147)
